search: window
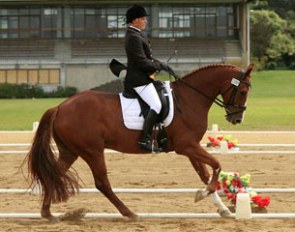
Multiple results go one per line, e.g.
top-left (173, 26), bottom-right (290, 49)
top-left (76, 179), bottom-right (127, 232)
top-left (0, 5), bottom-right (238, 40)
top-left (43, 8), bottom-right (57, 38)
top-left (0, 7), bottom-right (57, 39)
top-left (70, 6), bottom-right (128, 38)
top-left (158, 7), bottom-right (173, 38)
top-left (106, 14), bottom-right (125, 38)
top-left (70, 7), bottom-right (103, 38)
top-left (158, 5), bottom-right (237, 38)
top-left (71, 8), bottom-right (85, 38)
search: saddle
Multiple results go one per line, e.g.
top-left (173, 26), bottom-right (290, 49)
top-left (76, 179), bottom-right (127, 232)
top-left (110, 59), bottom-right (173, 152)
top-left (110, 58), bottom-right (171, 123)
top-left (123, 81), bottom-right (170, 123)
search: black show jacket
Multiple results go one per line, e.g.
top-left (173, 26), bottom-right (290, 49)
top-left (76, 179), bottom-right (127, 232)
top-left (124, 27), bottom-right (162, 89)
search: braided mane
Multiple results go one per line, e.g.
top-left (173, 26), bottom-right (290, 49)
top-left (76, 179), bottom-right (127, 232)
top-left (182, 63), bottom-right (240, 79)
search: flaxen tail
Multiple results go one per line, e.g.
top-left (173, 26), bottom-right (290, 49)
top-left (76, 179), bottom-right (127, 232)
top-left (26, 107), bottom-right (79, 203)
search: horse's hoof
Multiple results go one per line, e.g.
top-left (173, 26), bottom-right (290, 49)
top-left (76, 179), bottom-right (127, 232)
top-left (60, 208), bottom-right (87, 221)
top-left (194, 189), bottom-right (206, 202)
top-left (48, 216), bottom-right (60, 224)
top-left (127, 213), bottom-right (139, 221)
top-left (218, 209), bottom-right (233, 218)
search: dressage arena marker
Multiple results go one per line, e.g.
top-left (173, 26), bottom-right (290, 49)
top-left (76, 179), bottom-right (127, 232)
top-left (235, 193), bottom-right (252, 219)
top-left (0, 212), bottom-right (294, 219)
top-left (32, 122), bottom-right (39, 132)
top-left (212, 124), bottom-right (219, 132)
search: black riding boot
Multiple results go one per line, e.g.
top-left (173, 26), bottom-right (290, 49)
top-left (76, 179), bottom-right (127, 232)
top-left (139, 109), bottom-right (162, 153)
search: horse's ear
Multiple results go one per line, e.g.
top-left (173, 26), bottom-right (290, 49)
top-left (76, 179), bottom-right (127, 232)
top-left (244, 64), bottom-right (254, 78)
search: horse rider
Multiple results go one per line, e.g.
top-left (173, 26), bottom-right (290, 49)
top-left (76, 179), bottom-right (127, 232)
top-left (124, 5), bottom-right (174, 153)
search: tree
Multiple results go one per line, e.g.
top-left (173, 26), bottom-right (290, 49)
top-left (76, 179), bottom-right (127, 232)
top-left (251, 0), bottom-right (295, 20)
top-left (267, 0), bottom-right (295, 20)
top-left (266, 33), bottom-right (295, 69)
top-left (250, 10), bottom-right (295, 69)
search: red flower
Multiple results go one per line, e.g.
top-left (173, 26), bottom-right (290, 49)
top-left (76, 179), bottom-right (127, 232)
top-left (213, 141), bottom-right (220, 147)
top-left (208, 136), bottom-right (215, 143)
top-left (231, 180), bottom-right (238, 187)
top-left (227, 141), bottom-right (234, 149)
top-left (223, 188), bottom-right (229, 193)
top-left (252, 196), bottom-right (271, 208)
top-left (236, 179), bottom-right (243, 188)
top-left (226, 192), bottom-right (233, 200)
top-left (217, 136), bottom-right (223, 141)
top-left (230, 194), bottom-right (237, 204)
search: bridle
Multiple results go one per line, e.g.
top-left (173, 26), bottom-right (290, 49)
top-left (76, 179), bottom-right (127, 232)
top-left (171, 70), bottom-right (251, 117)
top-left (218, 71), bottom-right (251, 117)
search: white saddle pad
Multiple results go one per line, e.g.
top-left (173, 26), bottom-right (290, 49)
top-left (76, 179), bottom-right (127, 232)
top-left (119, 81), bottom-right (174, 130)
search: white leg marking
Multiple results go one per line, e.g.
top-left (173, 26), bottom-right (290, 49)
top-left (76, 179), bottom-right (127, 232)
top-left (211, 191), bottom-right (233, 218)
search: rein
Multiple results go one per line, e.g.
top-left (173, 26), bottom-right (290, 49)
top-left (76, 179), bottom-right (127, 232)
top-left (176, 77), bottom-right (226, 108)
top-left (170, 70), bottom-right (249, 115)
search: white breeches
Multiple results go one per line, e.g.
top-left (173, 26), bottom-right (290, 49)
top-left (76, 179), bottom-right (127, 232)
top-left (134, 83), bottom-right (162, 114)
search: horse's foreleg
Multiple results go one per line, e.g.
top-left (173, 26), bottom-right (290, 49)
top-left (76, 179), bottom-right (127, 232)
top-left (211, 191), bottom-right (232, 218)
top-left (187, 146), bottom-right (232, 218)
top-left (86, 153), bottom-right (137, 219)
top-left (188, 157), bottom-right (211, 202)
top-left (188, 157), bottom-right (210, 184)
top-left (195, 147), bottom-right (221, 194)
top-left (184, 144), bottom-right (221, 193)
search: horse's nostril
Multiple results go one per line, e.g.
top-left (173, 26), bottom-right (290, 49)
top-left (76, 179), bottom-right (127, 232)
top-left (236, 119), bottom-right (242, 124)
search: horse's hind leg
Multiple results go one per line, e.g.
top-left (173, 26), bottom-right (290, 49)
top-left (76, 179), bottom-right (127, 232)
top-left (41, 145), bottom-right (78, 223)
top-left (84, 152), bottom-right (137, 219)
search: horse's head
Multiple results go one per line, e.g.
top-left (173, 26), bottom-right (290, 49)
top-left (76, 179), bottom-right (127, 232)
top-left (220, 64), bottom-right (254, 125)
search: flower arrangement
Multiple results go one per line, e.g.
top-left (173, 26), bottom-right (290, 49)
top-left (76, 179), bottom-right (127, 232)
top-left (217, 171), bottom-right (271, 208)
top-left (207, 135), bottom-right (238, 149)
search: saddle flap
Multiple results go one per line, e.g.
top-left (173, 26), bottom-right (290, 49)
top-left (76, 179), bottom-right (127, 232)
top-left (119, 81), bottom-right (174, 130)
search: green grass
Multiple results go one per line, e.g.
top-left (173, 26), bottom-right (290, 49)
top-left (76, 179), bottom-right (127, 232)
top-left (208, 98), bottom-right (295, 130)
top-left (249, 70), bottom-right (295, 98)
top-left (0, 98), bottom-right (64, 130)
top-left (0, 70), bottom-right (294, 131)
top-left (208, 70), bottom-right (295, 130)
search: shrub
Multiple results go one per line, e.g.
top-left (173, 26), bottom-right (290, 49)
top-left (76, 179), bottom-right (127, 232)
top-left (50, 86), bottom-right (78, 98)
top-left (0, 83), bottom-right (18, 98)
top-left (0, 83), bottom-right (77, 99)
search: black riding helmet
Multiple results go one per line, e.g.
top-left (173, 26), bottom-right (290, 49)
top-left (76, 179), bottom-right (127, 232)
top-left (126, 5), bottom-right (148, 24)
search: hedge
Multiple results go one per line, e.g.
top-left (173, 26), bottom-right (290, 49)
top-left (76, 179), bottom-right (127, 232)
top-left (0, 83), bottom-right (77, 99)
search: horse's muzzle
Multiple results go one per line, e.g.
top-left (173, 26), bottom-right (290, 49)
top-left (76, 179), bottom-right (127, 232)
top-left (225, 109), bottom-right (244, 125)
top-left (226, 115), bottom-right (243, 125)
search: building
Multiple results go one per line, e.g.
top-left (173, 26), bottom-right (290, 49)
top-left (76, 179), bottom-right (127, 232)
top-left (0, 0), bottom-right (254, 91)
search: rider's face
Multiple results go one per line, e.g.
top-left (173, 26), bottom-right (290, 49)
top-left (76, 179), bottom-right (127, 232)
top-left (132, 17), bottom-right (147, 30)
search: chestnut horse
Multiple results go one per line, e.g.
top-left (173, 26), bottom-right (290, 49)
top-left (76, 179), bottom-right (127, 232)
top-left (25, 63), bottom-right (253, 222)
